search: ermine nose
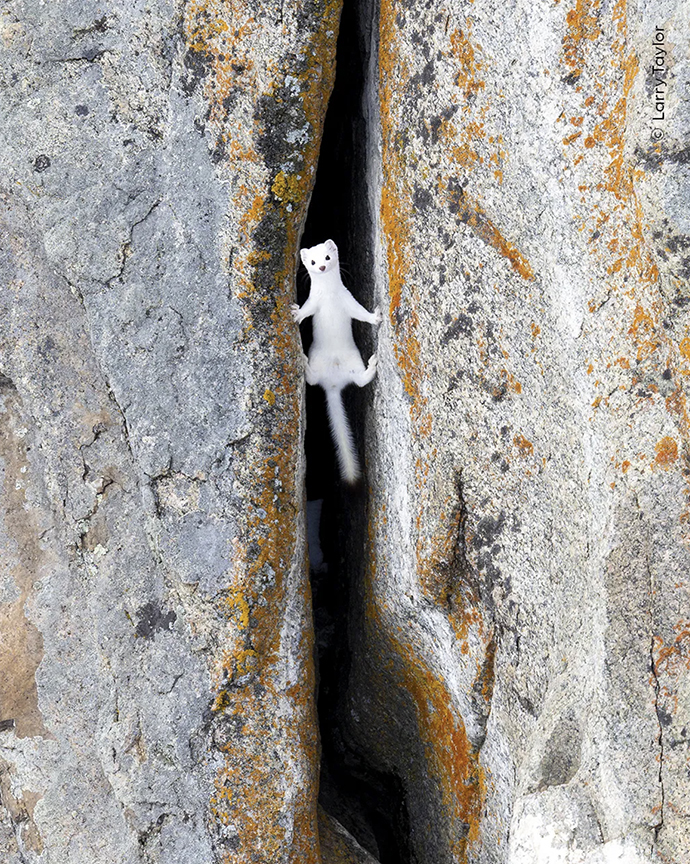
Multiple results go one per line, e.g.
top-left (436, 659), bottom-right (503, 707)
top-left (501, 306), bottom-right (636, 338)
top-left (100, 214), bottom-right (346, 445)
top-left (319, 265), bottom-right (326, 271)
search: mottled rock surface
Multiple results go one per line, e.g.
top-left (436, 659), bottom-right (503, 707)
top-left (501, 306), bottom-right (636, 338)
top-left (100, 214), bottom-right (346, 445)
top-left (0, 1), bottom-right (340, 861)
top-left (319, 807), bottom-right (379, 864)
top-left (338, 0), bottom-right (690, 862)
top-left (1, 0), bottom-right (689, 862)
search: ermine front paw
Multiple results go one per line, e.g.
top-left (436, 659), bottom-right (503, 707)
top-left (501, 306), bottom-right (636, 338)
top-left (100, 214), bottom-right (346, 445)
top-left (302, 353), bottom-right (310, 369)
top-left (367, 353), bottom-right (378, 369)
top-left (372, 306), bottom-right (383, 325)
top-left (291, 303), bottom-right (301, 323)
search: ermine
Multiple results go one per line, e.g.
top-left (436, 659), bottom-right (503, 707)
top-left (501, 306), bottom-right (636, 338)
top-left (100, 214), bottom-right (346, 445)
top-left (292, 239), bottom-right (381, 484)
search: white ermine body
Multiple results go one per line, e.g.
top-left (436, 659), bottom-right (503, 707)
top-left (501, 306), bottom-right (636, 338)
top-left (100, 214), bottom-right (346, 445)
top-left (292, 239), bottom-right (381, 483)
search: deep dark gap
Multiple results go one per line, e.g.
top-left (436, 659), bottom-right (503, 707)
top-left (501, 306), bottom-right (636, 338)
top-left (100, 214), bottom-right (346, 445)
top-left (297, 2), bottom-right (411, 863)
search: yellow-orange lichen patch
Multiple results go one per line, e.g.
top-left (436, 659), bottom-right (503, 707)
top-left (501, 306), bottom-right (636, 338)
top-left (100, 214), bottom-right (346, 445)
top-left (222, 591), bottom-right (250, 630)
top-left (394, 637), bottom-right (487, 857)
top-left (513, 434), bottom-right (534, 457)
top-left (654, 437), bottom-right (678, 470)
top-left (560, 0), bottom-right (661, 333)
top-left (366, 514), bottom-right (491, 858)
top-left (271, 171), bottom-right (303, 204)
top-left (365, 501), bottom-right (493, 861)
top-left (442, 24), bottom-right (533, 280)
top-left (374, 1), bottom-right (501, 814)
top-left (653, 626), bottom-right (690, 676)
top-left (184, 2), bottom-right (262, 161)
top-left (628, 304), bottom-right (661, 363)
top-left (446, 190), bottom-right (535, 282)
top-left (208, 442), bottom-right (320, 861)
top-left (449, 26), bottom-right (485, 102)
top-left (379, 0), bottom-right (422, 410)
top-left (562, 0), bottom-right (602, 77)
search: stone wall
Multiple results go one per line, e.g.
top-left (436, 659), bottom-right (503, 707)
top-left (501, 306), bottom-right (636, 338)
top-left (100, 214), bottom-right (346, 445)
top-left (0, 1), bottom-right (340, 861)
top-left (342, 0), bottom-right (690, 861)
top-left (1, 0), bottom-right (688, 862)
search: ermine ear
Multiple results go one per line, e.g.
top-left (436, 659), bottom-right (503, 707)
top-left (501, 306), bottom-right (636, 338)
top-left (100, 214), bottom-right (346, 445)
top-left (300, 248), bottom-right (309, 265)
top-left (324, 239), bottom-right (337, 253)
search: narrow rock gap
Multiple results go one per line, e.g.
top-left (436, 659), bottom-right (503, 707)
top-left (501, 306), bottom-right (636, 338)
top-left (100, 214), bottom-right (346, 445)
top-left (297, 1), bottom-right (411, 862)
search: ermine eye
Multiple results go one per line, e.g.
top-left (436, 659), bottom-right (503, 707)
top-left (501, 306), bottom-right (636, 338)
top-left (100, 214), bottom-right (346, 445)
top-left (311, 260), bottom-right (315, 265)
top-left (325, 255), bottom-right (330, 261)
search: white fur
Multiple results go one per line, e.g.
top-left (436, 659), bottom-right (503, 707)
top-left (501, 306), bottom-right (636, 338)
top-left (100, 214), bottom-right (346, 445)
top-left (292, 239), bottom-right (381, 483)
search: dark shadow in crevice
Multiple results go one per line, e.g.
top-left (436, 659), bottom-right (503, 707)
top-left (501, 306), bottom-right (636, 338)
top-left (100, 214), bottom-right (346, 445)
top-left (297, 1), bottom-right (411, 862)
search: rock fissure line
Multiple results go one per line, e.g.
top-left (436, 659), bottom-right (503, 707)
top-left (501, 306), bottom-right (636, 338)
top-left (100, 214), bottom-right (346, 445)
top-left (649, 634), bottom-right (665, 841)
top-left (298, 0), bottom-right (418, 859)
top-left (103, 199), bottom-right (162, 291)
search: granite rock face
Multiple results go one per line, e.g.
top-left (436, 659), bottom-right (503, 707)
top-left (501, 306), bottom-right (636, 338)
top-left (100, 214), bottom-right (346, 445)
top-left (337, 0), bottom-right (690, 862)
top-left (0, 1), bottom-right (340, 861)
top-left (1, 0), bottom-right (689, 862)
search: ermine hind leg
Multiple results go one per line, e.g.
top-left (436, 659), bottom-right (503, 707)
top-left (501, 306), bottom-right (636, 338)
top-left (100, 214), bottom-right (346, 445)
top-left (353, 353), bottom-right (377, 387)
top-left (303, 354), bottom-right (318, 386)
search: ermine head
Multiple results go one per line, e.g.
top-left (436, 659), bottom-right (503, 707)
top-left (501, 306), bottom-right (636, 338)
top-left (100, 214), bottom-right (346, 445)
top-left (300, 239), bottom-right (339, 275)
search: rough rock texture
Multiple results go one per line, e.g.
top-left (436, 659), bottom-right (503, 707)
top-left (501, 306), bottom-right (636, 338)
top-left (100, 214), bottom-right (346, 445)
top-left (1, 0), bottom-right (689, 862)
top-left (0, 1), bottom-right (340, 861)
top-left (319, 807), bottom-right (379, 864)
top-left (336, 0), bottom-right (690, 862)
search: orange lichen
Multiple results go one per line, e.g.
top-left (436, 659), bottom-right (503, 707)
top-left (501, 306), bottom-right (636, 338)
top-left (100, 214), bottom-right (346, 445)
top-left (490, 369), bottom-right (522, 398)
top-left (654, 437), bottom-right (678, 470)
top-left (441, 21), bottom-right (533, 279)
top-left (222, 592), bottom-right (250, 629)
top-left (513, 434), bottom-right (534, 457)
top-left (449, 26), bottom-right (486, 102)
top-left (397, 651), bottom-right (485, 855)
top-left (184, 1), bottom-right (341, 859)
top-left (367, 569), bottom-right (491, 861)
top-left (379, 0), bottom-right (423, 411)
top-left (653, 627), bottom-right (690, 676)
top-left (558, 0), bottom-right (690, 535)
top-left (271, 171), bottom-right (303, 203)
top-left (377, 13), bottom-right (495, 855)
top-left (446, 190), bottom-right (535, 281)
top-left (628, 304), bottom-right (661, 363)
top-left (560, 0), bottom-right (660, 315)
top-left (562, 0), bottom-right (602, 77)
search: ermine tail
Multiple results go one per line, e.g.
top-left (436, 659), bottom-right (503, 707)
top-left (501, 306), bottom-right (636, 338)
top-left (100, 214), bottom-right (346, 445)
top-left (325, 388), bottom-right (360, 484)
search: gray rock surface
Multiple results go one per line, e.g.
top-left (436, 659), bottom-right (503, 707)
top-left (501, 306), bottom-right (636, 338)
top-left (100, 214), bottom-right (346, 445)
top-left (336, 0), bottom-right (690, 862)
top-left (0, 1), bottom-right (340, 861)
top-left (319, 807), bottom-right (379, 864)
top-left (1, 0), bottom-right (689, 862)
